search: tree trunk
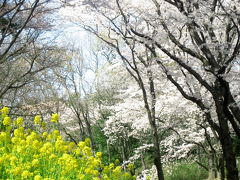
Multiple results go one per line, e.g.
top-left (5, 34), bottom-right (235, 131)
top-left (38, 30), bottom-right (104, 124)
top-left (121, 138), bottom-right (126, 162)
top-left (116, 44), bottom-right (165, 179)
top-left (151, 120), bottom-right (164, 180)
top-left (213, 80), bottom-right (239, 180)
top-left (141, 152), bottom-right (146, 170)
top-left (85, 119), bottom-right (95, 149)
top-left (83, 109), bottom-right (95, 150)
top-left (217, 155), bottom-right (225, 180)
top-left (215, 100), bottom-right (239, 180)
top-left (208, 151), bottom-right (217, 180)
top-left (107, 140), bottom-right (111, 163)
top-left (121, 139), bottom-right (127, 171)
top-left (219, 130), bottom-right (238, 180)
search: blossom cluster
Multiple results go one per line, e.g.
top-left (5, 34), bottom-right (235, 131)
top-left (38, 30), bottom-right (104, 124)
top-left (0, 107), bottom-right (135, 180)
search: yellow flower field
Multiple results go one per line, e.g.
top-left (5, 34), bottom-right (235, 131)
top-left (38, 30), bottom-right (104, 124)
top-left (0, 107), bottom-right (135, 180)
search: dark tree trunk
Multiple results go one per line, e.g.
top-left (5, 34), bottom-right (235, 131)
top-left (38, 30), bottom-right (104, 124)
top-left (83, 109), bottom-right (95, 150)
top-left (217, 154), bottom-right (225, 180)
top-left (218, 128), bottom-right (238, 180)
top-left (214, 86), bottom-right (239, 180)
top-left (151, 120), bottom-right (164, 180)
top-left (208, 151), bottom-right (218, 179)
top-left (107, 141), bottom-right (111, 163)
top-left (85, 118), bottom-right (95, 149)
top-left (129, 54), bottom-right (165, 180)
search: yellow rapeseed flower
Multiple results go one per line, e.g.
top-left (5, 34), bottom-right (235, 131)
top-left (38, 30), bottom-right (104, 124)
top-left (123, 172), bottom-right (132, 178)
top-left (83, 146), bottom-right (92, 156)
top-left (0, 108), bottom-right (134, 180)
top-left (1, 106), bottom-right (9, 115)
top-left (109, 163), bottom-right (114, 169)
top-left (32, 159), bottom-right (39, 167)
top-left (85, 138), bottom-right (91, 146)
top-left (21, 170), bottom-right (33, 179)
top-left (34, 115), bottom-right (41, 125)
top-left (77, 174), bottom-right (85, 180)
top-left (41, 122), bottom-right (46, 129)
top-left (49, 154), bottom-right (57, 160)
top-left (51, 113), bottom-right (59, 123)
top-left (34, 175), bottom-right (42, 180)
top-left (12, 167), bottom-right (22, 176)
top-left (11, 137), bottom-right (19, 144)
top-left (103, 174), bottom-right (110, 180)
top-left (15, 117), bottom-right (23, 126)
top-left (52, 130), bottom-right (60, 136)
top-left (14, 128), bottom-right (23, 137)
top-left (0, 132), bottom-right (7, 139)
top-left (3, 116), bottom-right (11, 126)
top-left (78, 141), bottom-right (86, 148)
top-left (113, 166), bottom-right (122, 175)
top-left (92, 159), bottom-right (100, 167)
top-left (42, 132), bottom-right (48, 138)
top-left (127, 163), bottom-right (135, 170)
top-left (96, 152), bottom-right (102, 159)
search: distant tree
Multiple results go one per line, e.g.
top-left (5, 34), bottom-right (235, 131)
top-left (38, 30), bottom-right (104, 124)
top-left (0, 0), bottom-right (61, 106)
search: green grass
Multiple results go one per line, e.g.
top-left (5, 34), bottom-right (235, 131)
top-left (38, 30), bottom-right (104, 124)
top-left (165, 162), bottom-right (208, 180)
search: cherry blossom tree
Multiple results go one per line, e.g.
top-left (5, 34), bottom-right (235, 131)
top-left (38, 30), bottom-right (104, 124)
top-left (62, 0), bottom-right (240, 179)
top-left (123, 1), bottom-right (240, 179)
top-left (98, 57), bottom-right (208, 179)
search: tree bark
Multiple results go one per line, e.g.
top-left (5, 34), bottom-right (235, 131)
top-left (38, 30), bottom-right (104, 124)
top-left (218, 125), bottom-right (238, 180)
top-left (214, 86), bottom-right (239, 180)
top-left (217, 155), bottom-right (225, 180)
top-left (208, 151), bottom-right (218, 180)
top-left (82, 107), bottom-right (95, 150)
top-left (141, 152), bottom-right (146, 170)
top-left (107, 140), bottom-right (111, 163)
top-left (151, 122), bottom-right (164, 180)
